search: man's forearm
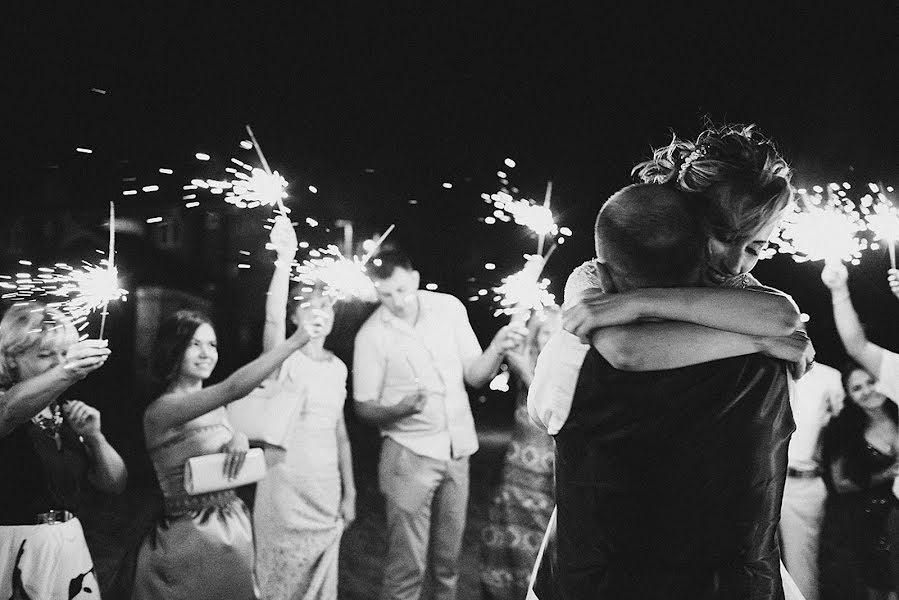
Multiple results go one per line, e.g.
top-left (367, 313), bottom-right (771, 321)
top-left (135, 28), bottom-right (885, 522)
top-left (464, 346), bottom-right (504, 388)
top-left (354, 400), bottom-right (407, 427)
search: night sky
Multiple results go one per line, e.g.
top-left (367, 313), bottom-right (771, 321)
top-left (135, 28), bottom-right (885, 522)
top-left (6, 4), bottom-right (899, 365)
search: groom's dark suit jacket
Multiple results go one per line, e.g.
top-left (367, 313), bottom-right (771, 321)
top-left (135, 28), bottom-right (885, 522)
top-left (550, 347), bottom-right (794, 600)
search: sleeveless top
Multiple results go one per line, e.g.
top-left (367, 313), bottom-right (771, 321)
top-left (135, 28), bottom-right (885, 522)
top-left (553, 348), bottom-right (794, 599)
top-left (0, 400), bottom-right (90, 525)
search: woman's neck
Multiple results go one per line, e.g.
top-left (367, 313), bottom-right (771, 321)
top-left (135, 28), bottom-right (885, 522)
top-left (302, 337), bottom-right (328, 359)
top-left (167, 377), bottom-right (203, 396)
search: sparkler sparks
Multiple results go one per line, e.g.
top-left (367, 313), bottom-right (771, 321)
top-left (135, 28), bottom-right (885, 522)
top-left (492, 255), bottom-right (556, 318)
top-left (1, 262), bottom-right (128, 336)
top-left (773, 187), bottom-right (867, 265)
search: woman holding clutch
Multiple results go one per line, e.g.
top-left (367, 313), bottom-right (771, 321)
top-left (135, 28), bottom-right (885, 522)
top-left (253, 216), bottom-right (356, 599)
top-left (132, 300), bottom-right (309, 599)
top-left (0, 302), bottom-right (123, 599)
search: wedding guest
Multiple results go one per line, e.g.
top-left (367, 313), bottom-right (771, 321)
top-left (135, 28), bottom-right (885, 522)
top-left (0, 302), bottom-right (124, 599)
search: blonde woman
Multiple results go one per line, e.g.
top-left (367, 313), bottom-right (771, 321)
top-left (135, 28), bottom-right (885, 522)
top-left (0, 302), bottom-right (124, 599)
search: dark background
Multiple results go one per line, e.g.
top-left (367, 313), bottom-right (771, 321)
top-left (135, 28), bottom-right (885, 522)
top-left (5, 2), bottom-right (899, 468)
top-left (4, 4), bottom-right (899, 598)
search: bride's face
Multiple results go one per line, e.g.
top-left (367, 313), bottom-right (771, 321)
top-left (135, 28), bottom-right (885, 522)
top-left (704, 217), bottom-right (778, 285)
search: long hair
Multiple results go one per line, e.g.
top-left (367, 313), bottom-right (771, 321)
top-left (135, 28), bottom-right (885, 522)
top-left (0, 302), bottom-right (78, 388)
top-left (149, 309), bottom-right (214, 397)
top-left (822, 360), bottom-right (898, 487)
top-left (633, 123), bottom-right (794, 243)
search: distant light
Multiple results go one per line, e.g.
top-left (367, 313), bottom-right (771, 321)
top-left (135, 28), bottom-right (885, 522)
top-left (308, 185), bottom-right (318, 194)
top-left (122, 190), bottom-right (137, 196)
top-left (559, 226), bottom-right (573, 236)
top-left (90, 87), bottom-right (107, 95)
top-left (146, 217), bottom-right (163, 224)
top-left (889, 187), bottom-right (895, 193)
top-left (497, 171), bottom-right (507, 178)
top-left (185, 201), bottom-right (200, 208)
top-left (18, 260), bottom-right (32, 266)
top-left (425, 283), bottom-right (438, 291)
top-left (195, 152), bottom-right (211, 161)
top-left (478, 289), bottom-right (488, 296)
top-left (829, 183), bottom-right (840, 191)
top-left (364, 168), bottom-right (376, 174)
top-left (210, 188), bottom-right (223, 195)
top-left (842, 182), bottom-right (851, 190)
top-left (306, 218), bottom-right (318, 227)
top-left (190, 179), bottom-right (209, 188)
top-left (182, 194), bottom-right (197, 200)
top-left (558, 237), bottom-right (566, 244)
top-left (484, 216), bottom-right (496, 225)
top-left (158, 168), bottom-right (173, 175)
top-left (408, 199), bottom-right (418, 205)
top-left (485, 263), bottom-right (496, 270)
top-left (299, 241), bottom-right (309, 249)
top-left (183, 184), bottom-right (197, 190)
top-left (372, 258), bottom-right (382, 267)
top-left (240, 140), bottom-right (253, 150)
top-left (362, 239), bottom-right (376, 252)
top-left (869, 183), bottom-right (880, 193)
top-left (239, 250), bottom-right (251, 256)
top-left (442, 182), bottom-right (453, 189)
top-left (504, 158), bottom-right (516, 168)
top-left (75, 147), bottom-right (92, 154)
top-left (142, 185), bottom-right (159, 192)
top-left (237, 263), bottom-right (251, 269)
top-left (812, 185), bottom-right (824, 193)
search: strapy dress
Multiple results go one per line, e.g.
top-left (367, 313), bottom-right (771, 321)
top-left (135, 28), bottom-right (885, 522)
top-left (132, 408), bottom-right (258, 600)
top-left (253, 350), bottom-right (348, 600)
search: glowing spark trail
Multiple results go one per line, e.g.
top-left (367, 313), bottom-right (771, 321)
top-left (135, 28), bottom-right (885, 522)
top-left (774, 187), bottom-right (867, 265)
top-left (294, 225), bottom-right (396, 301)
top-left (861, 185), bottom-right (899, 269)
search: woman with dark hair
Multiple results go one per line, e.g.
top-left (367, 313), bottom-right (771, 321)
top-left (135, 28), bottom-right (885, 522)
top-left (822, 362), bottom-right (898, 600)
top-left (0, 302), bottom-right (123, 599)
top-left (131, 305), bottom-right (309, 600)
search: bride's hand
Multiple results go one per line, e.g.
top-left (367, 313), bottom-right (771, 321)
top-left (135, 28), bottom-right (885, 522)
top-left (563, 289), bottom-right (639, 343)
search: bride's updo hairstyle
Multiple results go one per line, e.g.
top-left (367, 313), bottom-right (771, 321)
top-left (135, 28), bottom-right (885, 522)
top-left (633, 123), bottom-right (794, 244)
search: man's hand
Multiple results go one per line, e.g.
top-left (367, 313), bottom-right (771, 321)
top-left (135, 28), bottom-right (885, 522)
top-left (888, 268), bottom-right (899, 300)
top-left (220, 431), bottom-right (250, 480)
top-left (62, 400), bottom-right (102, 438)
top-left (821, 262), bottom-right (849, 293)
top-left (488, 324), bottom-right (528, 355)
top-left (392, 392), bottom-right (426, 418)
top-left (563, 290), bottom-right (637, 343)
top-left (758, 330), bottom-right (815, 380)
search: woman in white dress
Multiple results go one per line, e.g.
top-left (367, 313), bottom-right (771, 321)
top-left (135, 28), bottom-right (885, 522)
top-left (253, 216), bottom-right (356, 600)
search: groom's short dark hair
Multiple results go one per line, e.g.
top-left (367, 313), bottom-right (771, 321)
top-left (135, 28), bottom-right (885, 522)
top-left (595, 183), bottom-right (705, 290)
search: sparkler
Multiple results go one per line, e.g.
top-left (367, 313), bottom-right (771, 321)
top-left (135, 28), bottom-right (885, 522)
top-left (861, 183), bottom-right (899, 269)
top-left (99, 201), bottom-right (115, 340)
top-left (193, 126), bottom-right (290, 213)
top-left (773, 186), bottom-right (867, 266)
top-left (492, 254), bottom-right (557, 319)
top-left (293, 225), bottom-right (396, 301)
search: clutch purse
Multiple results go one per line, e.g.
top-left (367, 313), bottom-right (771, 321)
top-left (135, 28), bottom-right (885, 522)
top-left (226, 376), bottom-right (303, 449)
top-left (183, 448), bottom-right (267, 495)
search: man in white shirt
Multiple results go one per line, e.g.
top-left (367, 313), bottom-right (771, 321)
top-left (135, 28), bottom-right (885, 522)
top-left (353, 248), bottom-right (525, 600)
top-left (780, 357), bottom-right (844, 600)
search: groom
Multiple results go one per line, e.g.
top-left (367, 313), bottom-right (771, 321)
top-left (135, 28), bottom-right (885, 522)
top-left (533, 184), bottom-right (799, 599)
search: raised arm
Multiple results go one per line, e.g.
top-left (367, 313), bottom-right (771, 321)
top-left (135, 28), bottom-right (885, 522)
top-left (145, 326), bottom-right (309, 433)
top-left (0, 339), bottom-right (110, 437)
top-left (821, 262), bottom-right (884, 377)
top-left (262, 216), bottom-right (298, 352)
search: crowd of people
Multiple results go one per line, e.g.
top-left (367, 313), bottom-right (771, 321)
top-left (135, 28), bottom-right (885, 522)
top-left (1, 124), bottom-right (898, 600)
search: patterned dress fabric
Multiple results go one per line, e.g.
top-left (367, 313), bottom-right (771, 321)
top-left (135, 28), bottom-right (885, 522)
top-left (481, 382), bottom-right (555, 600)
